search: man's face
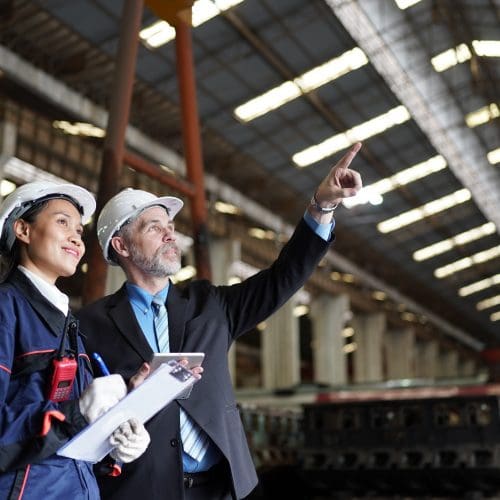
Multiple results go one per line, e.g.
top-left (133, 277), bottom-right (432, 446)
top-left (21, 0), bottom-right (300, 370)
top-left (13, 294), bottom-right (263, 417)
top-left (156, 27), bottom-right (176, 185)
top-left (122, 206), bottom-right (181, 278)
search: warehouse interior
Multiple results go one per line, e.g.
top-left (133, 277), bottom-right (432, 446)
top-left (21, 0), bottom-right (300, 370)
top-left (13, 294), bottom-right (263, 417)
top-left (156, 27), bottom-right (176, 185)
top-left (0, 0), bottom-right (499, 497)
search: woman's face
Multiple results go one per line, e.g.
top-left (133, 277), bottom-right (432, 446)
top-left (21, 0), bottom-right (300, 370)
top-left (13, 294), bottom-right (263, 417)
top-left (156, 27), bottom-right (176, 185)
top-left (14, 198), bottom-right (85, 284)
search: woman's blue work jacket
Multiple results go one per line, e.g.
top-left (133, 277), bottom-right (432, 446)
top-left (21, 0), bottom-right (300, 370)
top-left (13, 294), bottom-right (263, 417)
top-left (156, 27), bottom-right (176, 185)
top-left (0, 270), bottom-right (100, 499)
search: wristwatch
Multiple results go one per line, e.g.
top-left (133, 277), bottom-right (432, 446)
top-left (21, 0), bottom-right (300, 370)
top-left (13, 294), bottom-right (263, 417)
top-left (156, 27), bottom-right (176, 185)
top-left (310, 191), bottom-right (338, 213)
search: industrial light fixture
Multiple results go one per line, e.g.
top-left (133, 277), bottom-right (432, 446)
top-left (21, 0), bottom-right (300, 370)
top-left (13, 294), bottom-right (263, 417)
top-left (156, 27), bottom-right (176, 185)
top-left (377, 188), bottom-right (471, 233)
top-left (341, 273), bottom-right (355, 283)
top-left (401, 311), bottom-right (417, 322)
top-left (293, 105), bottom-right (410, 167)
top-left (214, 200), bottom-right (240, 214)
top-left (491, 311), bottom-right (500, 322)
top-left (140, 0), bottom-right (244, 48)
top-left (53, 120), bottom-right (105, 138)
top-left (372, 290), bottom-right (387, 301)
top-left (330, 271), bottom-right (341, 281)
top-left (459, 274), bottom-right (500, 296)
top-left (342, 327), bottom-right (354, 338)
top-left (234, 47), bottom-right (368, 122)
top-left (434, 246), bottom-right (500, 279)
top-left (344, 155), bottom-right (446, 208)
top-left (477, 295), bottom-right (500, 311)
top-left (394, 0), bottom-right (422, 9)
top-left (488, 148), bottom-right (500, 165)
top-left (293, 304), bottom-right (309, 317)
top-left (248, 227), bottom-right (275, 240)
top-left (342, 342), bottom-right (357, 353)
top-left (413, 222), bottom-right (496, 261)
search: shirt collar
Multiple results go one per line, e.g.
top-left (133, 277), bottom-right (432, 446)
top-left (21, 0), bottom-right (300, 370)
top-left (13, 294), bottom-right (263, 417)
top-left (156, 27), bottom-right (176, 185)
top-left (126, 281), bottom-right (170, 309)
top-left (17, 265), bottom-right (69, 315)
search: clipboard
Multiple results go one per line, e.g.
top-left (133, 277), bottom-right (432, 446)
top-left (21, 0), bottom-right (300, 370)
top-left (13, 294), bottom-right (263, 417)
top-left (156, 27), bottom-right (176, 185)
top-left (57, 361), bottom-right (196, 463)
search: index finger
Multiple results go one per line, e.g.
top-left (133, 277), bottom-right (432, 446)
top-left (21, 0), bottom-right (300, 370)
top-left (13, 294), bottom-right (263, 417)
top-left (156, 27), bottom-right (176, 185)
top-left (339, 142), bottom-right (362, 169)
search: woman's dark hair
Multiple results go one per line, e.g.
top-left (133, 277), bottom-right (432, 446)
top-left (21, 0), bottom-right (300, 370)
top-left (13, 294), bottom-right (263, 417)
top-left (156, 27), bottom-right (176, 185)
top-left (0, 200), bottom-right (53, 281)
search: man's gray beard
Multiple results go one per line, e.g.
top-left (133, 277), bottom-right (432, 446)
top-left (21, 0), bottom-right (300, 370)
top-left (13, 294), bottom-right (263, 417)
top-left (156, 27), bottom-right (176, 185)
top-left (128, 241), bottom-right (182, 278)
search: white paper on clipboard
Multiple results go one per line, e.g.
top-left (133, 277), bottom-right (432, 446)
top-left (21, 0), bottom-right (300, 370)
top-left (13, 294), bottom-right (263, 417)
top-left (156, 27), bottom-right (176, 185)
top-left (57, 361), bottom-right (196, 463)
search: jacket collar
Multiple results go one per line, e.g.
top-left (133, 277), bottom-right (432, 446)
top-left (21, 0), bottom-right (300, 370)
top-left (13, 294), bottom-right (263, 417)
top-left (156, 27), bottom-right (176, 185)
top-left (7, 269), bottom-right (67, 337)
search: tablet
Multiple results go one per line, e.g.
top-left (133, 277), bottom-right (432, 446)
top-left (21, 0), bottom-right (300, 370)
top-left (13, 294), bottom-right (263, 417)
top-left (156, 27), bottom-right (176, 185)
top-left (150, 352), bottom-right (205, 372)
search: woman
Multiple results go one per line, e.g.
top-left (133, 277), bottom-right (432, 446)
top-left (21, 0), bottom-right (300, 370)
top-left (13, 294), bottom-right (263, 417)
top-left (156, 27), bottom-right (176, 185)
top-left (0, 181), bottom-right (150, 499)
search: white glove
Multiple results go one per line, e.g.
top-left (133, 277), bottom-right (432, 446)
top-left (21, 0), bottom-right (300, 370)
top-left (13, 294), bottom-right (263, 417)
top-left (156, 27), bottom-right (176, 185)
top-left (109, 418), bottom-right (151, 463)
top-left (79, 374), bottom-right (127, 423)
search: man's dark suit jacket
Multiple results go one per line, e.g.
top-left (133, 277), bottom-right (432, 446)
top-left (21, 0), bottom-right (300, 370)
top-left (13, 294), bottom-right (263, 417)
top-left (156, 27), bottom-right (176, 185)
top-left (77, 219), bottom-right (332, 499)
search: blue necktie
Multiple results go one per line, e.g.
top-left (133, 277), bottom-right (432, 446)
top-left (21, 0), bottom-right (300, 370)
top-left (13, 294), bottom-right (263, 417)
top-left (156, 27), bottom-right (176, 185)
top-left (152, 296), bottom-right (210, 462)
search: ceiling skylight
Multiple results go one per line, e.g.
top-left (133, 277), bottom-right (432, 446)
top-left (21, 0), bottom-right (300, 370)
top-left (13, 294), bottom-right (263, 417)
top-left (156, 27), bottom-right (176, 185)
top-left (234, 47), bottom-right (368, 122)
top-left (377, 188), bottom-right (471, 234)
top-left (431, 40), bottom-right (500, 72)
top-left (472, 40), bottom-right (500, 57)
top-left (458, 274), bottom-right (500, 296)
top-left (434, 246), bottom-right (500, 278)
top-left (343, 155), bottom-right (446, 208)
top-left (465, 103), bottom-right (499, 128)
top-left (431, 43), bottom-right (472, 72)
top-left (140, 0), bottom-right (244, 48)
top-left (293, 105), bottom-right (410, 167)
top-left (139, 21), bottom-right (176, 48)
top-left (394, 0), bottom-right (422, 9)
top-left (413, 222), bottom-right (496, 261)
top-left (477, 295), bottom-right (500, 311)
top-left (488, 148), bottom-right (500, 165)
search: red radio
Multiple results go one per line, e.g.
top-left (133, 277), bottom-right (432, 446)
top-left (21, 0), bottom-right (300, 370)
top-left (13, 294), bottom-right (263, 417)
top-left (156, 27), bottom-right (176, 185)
top-left (48, 357), bottom-right (78, 402)
top-left (47, 316), bottom-right (79, 402)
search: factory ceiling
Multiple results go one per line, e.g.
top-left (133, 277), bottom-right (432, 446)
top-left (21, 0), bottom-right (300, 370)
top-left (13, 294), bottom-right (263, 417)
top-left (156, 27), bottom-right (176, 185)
top-left (0, 0), bottom-right (498, 356)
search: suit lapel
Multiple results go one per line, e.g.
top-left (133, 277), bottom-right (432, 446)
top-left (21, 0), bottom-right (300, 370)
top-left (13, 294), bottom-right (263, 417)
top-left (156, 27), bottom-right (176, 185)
top-left (108, 285), bottom-right (154, 361)
top-left (166, 284), bottom-right (188, 352)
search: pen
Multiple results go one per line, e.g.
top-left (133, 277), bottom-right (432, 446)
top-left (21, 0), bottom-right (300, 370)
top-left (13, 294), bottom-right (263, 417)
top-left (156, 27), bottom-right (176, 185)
top-left (92, 352), bottom-right (123, 469)
top-left (92, 352), bottom-right (111, 376)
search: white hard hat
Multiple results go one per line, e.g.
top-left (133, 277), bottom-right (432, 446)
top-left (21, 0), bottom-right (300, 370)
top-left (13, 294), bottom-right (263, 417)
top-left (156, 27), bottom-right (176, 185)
top-left (97, 188), bottom-right (184, 265)
top-left (0, 180), bottom-right (96, 254)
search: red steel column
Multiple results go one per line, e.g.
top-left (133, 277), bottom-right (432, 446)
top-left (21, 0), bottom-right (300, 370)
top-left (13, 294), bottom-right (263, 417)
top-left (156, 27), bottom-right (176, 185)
top-left (175, 18), bottom-right (212, 280)
top-left (82, 0), bottom-right (144, 304)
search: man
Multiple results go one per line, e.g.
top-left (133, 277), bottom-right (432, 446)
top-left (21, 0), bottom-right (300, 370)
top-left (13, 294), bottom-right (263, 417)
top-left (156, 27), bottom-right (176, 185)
top-left (77, 143), bottom-right (362, 499)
